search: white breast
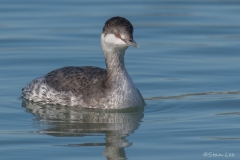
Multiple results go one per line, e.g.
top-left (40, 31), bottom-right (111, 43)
top-left (104, 74), bottom-right (144, 109)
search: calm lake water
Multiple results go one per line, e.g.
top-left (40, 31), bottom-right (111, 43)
top-left (1, 0), bottom-right (240, 159)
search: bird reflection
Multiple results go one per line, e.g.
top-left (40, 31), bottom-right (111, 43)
top-left (22, 101), bottom-right (144, 160)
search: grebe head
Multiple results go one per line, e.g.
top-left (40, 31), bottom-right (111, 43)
top-left (101, 16), bottom-right (139, 53)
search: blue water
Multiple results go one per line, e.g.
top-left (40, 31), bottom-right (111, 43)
top-left (1, 0), bottom-right (240, 160)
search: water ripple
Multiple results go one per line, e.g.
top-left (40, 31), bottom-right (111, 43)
top-left (145, 90), bottom-right (240, 101)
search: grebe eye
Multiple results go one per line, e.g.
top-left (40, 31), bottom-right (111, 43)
top-left (115, 33), bottom-right (121, 38)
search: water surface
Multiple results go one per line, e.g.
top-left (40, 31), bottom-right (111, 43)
top-left (1, 0), bottom-right (240, 159)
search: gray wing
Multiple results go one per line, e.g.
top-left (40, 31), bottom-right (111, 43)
top-left (45, 66), bottom-right (107, 96)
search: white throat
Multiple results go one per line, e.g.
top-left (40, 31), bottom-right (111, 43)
top-left (101, 33), bottom-right (128, 54)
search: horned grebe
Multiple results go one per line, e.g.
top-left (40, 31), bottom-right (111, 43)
top-left (22, 16), bottom-right (145, 109)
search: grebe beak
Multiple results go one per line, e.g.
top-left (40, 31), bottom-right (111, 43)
top-left (126, 39), bottom-right (139, 48)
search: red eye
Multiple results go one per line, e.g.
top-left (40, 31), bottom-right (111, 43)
top-left (115, 33), bottom-right (121, 38)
